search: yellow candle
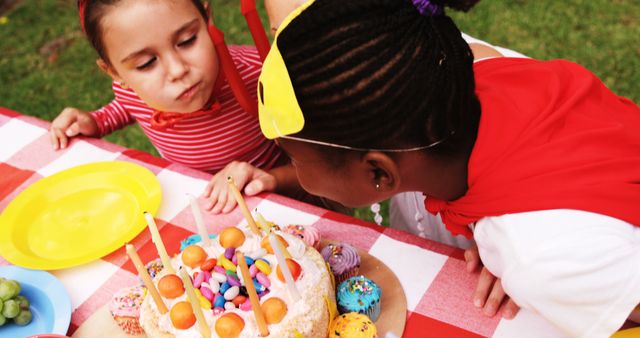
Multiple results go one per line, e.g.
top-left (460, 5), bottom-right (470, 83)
top-left (227, 176), bottom-right (262, 235)
top-left (125, 244), bottom-right (168, 314)
top-left (236, 251), bottom-right (269, 337)
top-left (188, 194), bottom-right (211, 246)
top-left (179, 269), bottom-right (211, 338)
top-left (144, 212), bottom-right (176, 274)
top-left (269, 234), bottom-right (300, 301)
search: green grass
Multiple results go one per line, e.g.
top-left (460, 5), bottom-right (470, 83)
top-left (1, 0), bottom-right (638, 225)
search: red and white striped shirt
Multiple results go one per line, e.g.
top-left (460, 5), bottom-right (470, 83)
top-left (90, 45), bottom-right (282, 173)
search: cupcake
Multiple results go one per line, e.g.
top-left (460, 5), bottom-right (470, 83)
top-left (329, 312), bottom-right (378, 338)
top-left (337, 276), bottom-right (382, 321)
top-left (144, 258), bottom-right (164, 280)
top-left (283, 224), bottom-right (321, 249)
top-left (321, 243), bottom-right (360, 286)
top-left (109, 285), bottom-right (146, 335)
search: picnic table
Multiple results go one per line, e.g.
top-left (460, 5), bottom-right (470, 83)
top-left (0, 107), bottom-right (567, 337)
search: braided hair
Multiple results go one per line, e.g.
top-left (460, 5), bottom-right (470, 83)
top-left (277, 0), bottom-right (481, 156)
top-left (79, 0), bottom-right (209, 64)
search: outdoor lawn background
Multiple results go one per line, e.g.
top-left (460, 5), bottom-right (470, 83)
top-left (0, 0), bottom-right (638, 224)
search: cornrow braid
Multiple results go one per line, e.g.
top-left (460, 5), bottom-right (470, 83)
top-left (277, 0), bottom-right (481, 155)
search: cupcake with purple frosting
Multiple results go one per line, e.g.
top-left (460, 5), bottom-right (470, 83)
top-left (321, 243), bottom-right (360, 286)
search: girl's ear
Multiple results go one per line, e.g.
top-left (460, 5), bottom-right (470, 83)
top-left (96, 59), bottom-right (123, 83)
top-left (362, 152), bottom-right (401, 193)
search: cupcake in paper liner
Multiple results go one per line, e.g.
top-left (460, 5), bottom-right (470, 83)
top-left (329, 312), bottom-right (378, 338)
top-left (321, 243), bottom-right (360, 285)
top-left (109, 285), bottom-right (146, 335)
top-left (283, 224), bottom-right (321, 249)
top-left (336, 276), bottom-right (382, 321)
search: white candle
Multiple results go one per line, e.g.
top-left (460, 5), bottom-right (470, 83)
top-left (144, 212), bottom-right (176, 274)
top-left (188, 194), bottom-right (210, 246)
top-left (269, 234), bottom-right (300, 301)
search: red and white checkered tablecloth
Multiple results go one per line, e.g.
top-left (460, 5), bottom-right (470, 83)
top-left (0, 107), bottom-right (568, 338)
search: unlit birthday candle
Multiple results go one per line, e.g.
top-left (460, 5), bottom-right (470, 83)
top-left (144, 212), bottom-right (176, 274)
top-left (236, 251), bottom-right (269, 336)
top-left (188, 194), bottom-right (211, 246)
top-left (227, 176), bottom-right (262, 235)
top-left (125, 244), bottom-right (168, 314)
top-left (179, 268), bottom-right (212, 338)
top-left (269, 234), bottom-right (300, 301)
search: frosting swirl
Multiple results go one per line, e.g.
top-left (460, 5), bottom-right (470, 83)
top-left (320, 243), bottom-right (360, 275)
top-left (283, 225), bottom-right (320, 248)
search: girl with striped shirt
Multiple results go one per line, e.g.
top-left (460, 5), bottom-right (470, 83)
top-left (49, 0), bottom-right (294, 212)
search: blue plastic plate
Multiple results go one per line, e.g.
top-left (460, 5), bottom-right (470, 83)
top-left (0, 266), bottom-right (71, 337)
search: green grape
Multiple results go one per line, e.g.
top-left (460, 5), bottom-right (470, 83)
top-left (1, 299), bottom-right (19, 318)
top-left (0, 313), bottom-right (6, 326)
top-left (14, 295), bottom-right (29, 310)
top-left (0, 280), bottom-right (19, 301)
top-left (13, 309), bottom-right (32, 326)
top-left (0, 297), bottom-right (3, 313)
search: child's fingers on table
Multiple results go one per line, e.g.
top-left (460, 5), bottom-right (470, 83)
top-left (205, 181), bottom-right (223, 210)
top-left (483, 277), bottom-right (506, 317)
top-left (245, 176), bottom-right (274, 196)
top-left (65, 121), bottom-right (81, 137)
top-left (502, 298), bottom-right (519, 319)
top-left (473, 267), bottom-right (496, 308)
top-left (210, 189), bottom-right (229, 214)
top-left (221, 191), bottom-right (238, 213)
top-left (464, 245), bottom-right (481, 272)
top-left (50, 128), bottom-right (69, 150)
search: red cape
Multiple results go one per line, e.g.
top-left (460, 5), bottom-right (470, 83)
top-left (426, 58), bottom-right (640, 238)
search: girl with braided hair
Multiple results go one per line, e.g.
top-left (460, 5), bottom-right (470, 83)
top-left (252, 0), bottom-right (640, 336)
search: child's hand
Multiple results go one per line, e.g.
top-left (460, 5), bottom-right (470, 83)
top-left (465, 244), bottom-right (520, 319)
top-left (203, 161), bottom-right (277, 213)
top-left (49, 107), bottom-right (99, 150)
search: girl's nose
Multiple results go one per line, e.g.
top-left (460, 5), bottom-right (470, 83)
top-left (166, 52), bottom-right (189, 81)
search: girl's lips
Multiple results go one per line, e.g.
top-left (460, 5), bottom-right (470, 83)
top-left (178, 82), bottom-right (201, 100)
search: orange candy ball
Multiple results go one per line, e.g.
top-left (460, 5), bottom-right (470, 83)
top-left (261, 297), bottom-right (288, 324)
top-left (181, 245), bottom-right (208, 268)
top-left (170, 301), bottom-right (196, 330)
top-left (158, 274), bottom-right (185, 299)
top-left (219, 227), bottom-right (246, 248)
top-left (215, 312), bottom-right (245, 338)
top-left (260, 234), bottom-right (289, 254)
top-left (276, 258), bottom-right (302, 282)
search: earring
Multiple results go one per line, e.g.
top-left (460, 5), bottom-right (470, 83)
top-left (370, 202), bottom-right (383, 225)
top-left (375, 183), bottom-right (380, 190)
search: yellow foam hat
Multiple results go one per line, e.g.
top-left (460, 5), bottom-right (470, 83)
top-left (258, 0), bottom-right (316, 139)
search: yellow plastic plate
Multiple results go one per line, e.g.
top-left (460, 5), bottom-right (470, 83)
top-left (0, 161), bottom-right (162, 270)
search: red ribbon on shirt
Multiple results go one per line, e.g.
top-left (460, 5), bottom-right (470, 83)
top-left (150, 101), bottom-right (221, 130)
top-left (424, 58), bottom-right (640, 239)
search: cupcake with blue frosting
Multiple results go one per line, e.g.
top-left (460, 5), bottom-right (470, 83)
top-left (336, 276), bottom-right (382, 322)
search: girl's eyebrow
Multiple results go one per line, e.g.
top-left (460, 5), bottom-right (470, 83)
top-left (120, 18), bottom-right (200, 63)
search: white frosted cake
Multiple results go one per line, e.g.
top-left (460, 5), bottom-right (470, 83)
top-left (139, 224), bottom-right (335, 338)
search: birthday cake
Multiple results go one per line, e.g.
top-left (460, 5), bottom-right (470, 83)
top-left (139, 223), bottom-right (335, 338)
